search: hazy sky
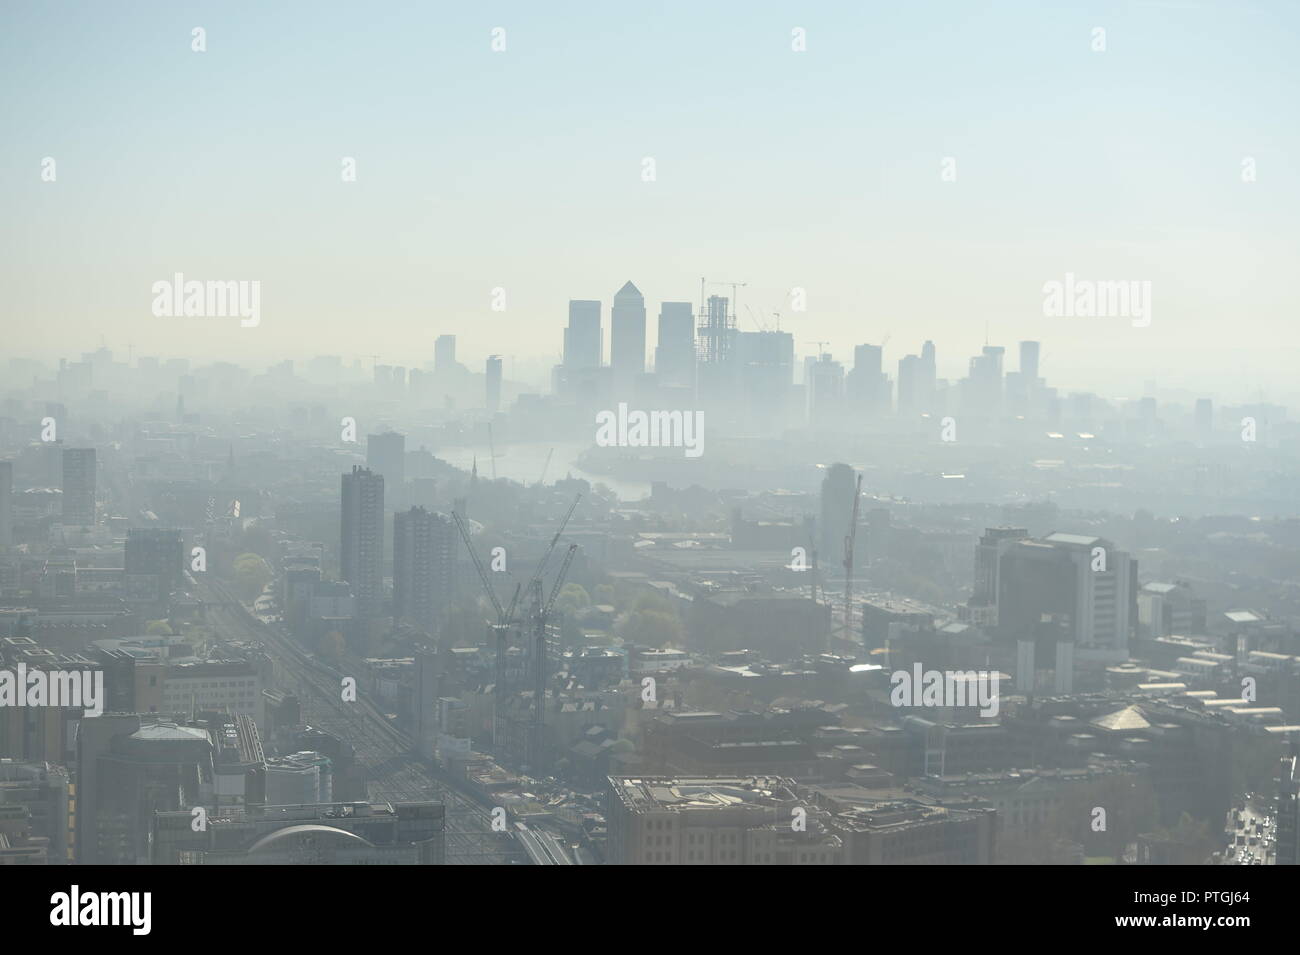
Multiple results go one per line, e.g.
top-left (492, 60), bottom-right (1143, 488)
top-left (3, 1), bottom-right (1298, 402)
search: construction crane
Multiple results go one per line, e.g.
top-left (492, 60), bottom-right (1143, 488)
top-left (528, 542), bottom-right (579, 768)
top-left (807, 340), bottom-right (830, 357)
top-left (453, 494), bottom-right (581, 758)
top-left (708, 279), bottom-right (747, 310)
top-left (744, 305), bottom-right (770, 332)
top-left (452, 510), bottom-right (520, 748)
top-left (537, 448), bottom-right (554, 487)
top-left (452, 510), bottom-right (506, 623)
top-left (840, 473), bottom-right (864, 646)
top-left (528, 493), bottom-right (581, 585)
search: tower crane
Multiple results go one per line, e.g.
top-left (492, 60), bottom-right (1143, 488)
top-left (528, 542), bottom-right (579, 768)
top-left (452, 510), bottom-right (519, 747)
top-left (452, 494), bottom-right (581, 758)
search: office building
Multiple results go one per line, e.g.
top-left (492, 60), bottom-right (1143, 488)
top-left (564, 300), bottom-right (602, 369)
top-left (964, 527), bottom-right (1029, 626)
top-left (161, 660), bottom-right (264, 726)
top-left (610, 280), bottom-right (646, 396)
top-left (125, 528), bottom-right (185, 600)
top-left (61, 448), bottom-right (95, 528)
top-left (654, 302), bottom-right (695, 390)
top-left (605, 775), bottom-right (838, 864)
top-left (997, 533), bottom-right (1136, 663)
top-left (847, 344), bottom-right (889, 413)
top-left (965, 346), bottom-right (1005, 417)
top-left (341, 466), bottom-right (385, 623)
top-left (1020, 340), bottom-right (1040, 382)
top-left (75, 714), bottom-right (215, 864)
top-left (0, 759), bottom-right (71, 864)
top-left (434, 335), bottom-right (456, 373)
top-left (393, 506), bottom-right (457, 634)
top-left (805, 353), bottom-right (845, 422)
top-left (734, 329), bottom-right (794, 426)
top-left (820, 462), bottom-right (857, 560)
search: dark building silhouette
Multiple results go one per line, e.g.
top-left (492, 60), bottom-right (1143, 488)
top-left (61, 447), bottom-right (95, 528)
top-left (341, 466), bottom-right (384, 623)
top-left (610, 280), bottom-right (646, 397)
top-left (393, 506), bottom-right (457, 634)
top-left (125, 528), bottom-right (185, 599)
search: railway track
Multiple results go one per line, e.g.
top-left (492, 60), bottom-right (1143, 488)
top-left (203, 579), bottom-right (527, 864)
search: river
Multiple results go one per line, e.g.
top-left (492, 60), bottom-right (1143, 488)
top-left (435, 440), bottom-right (651, 501)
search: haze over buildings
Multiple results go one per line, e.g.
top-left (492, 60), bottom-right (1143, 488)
top-left (2, 0), bottom-right (1298, 896)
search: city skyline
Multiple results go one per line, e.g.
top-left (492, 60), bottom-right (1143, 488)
top-left (4, 3), bottom-right (1299, 402)
top-left (5, 0), bottom-right (1299, 895)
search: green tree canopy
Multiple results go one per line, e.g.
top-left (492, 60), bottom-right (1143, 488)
top-left (616, 609), bottom-right (683, 648)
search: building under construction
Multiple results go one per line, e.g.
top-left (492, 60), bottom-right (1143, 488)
top-left (453, 496), bottom-right (581, 773)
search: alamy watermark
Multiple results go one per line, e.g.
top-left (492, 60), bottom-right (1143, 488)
top-left (1042, 272), bottom-right (1151, 327)
top-left (0, 664), bottom-right (103, 716)
top-left (595, 402), bottom-right (704, 458)
top-left (50, 886), bottom-right (150, 935)
top-left (151, 273), bottom-right (260, 327)
top-left (890, 664), bottom-right (999, 717)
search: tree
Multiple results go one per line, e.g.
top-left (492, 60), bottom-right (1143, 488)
top-left (146, 620), bottom-right (174, 636)
top-left (616, 609), bottom-right (683, 648)
top-left (555, 582), bottom-right (591, 615)
top-left (232, 553), bottom-right (272, 602)
top-left (632, 591), bottom-right (673, 615)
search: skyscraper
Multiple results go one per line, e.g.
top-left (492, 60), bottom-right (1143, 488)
top-left (1019, 340), bottom-right (1040, 382)
top-left (341, 466), bottom-right (385, 623)
top-left (61, 447), bottom-right (96, 528)
top-left (965, 346), bottom-right (1005, 417)
top-left (485, 355), bottom-right (502, 412)
top-left (393, 506), bottom-right (457, 633)
top-left (0, 460), bottom-right (11, 551)
top-left (820, 462), bottom-right (857, 562)
top-left (997, 532), bottom-right (1135, 663)
top-left (806, 353), bottom-right (845, 422)
top-left (654, 302), bottom-right (695, 390)
top-left (564, 300), bottom-right (602, 369)
top-left (125, 528), bottom-right (185, 600)
top-left (848, 344), bottom-right (889, 414)
top-left (610, 280), bottom-right (646, 396)
top-left (434, 335), bottom-right (456, 373)
top-left (734, 329), bottom-right (794, 425)
top-left (897, 354), bottom-right (922, 416)
top-left (366, 432), bottom-right (405, 495)
top-left (965, 526), bottom-right (1029, 626)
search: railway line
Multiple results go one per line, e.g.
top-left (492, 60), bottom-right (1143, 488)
top-left (203, 578), bottom-right (528, 864)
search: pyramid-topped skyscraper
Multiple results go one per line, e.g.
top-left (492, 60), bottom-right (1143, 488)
top-left (610, 280), bottom-right (646, 398)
